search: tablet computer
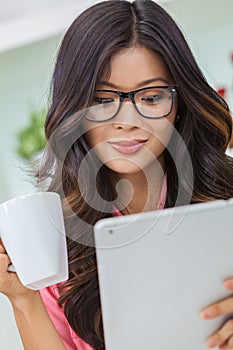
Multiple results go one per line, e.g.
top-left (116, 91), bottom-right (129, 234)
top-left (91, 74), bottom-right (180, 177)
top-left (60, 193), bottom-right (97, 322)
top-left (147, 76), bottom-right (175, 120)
top-left (94, 199), bottom-right (233, 350)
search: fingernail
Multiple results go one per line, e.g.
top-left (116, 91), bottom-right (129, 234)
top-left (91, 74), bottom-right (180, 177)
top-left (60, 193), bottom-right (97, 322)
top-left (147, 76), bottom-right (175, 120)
top-left (225, 280), bottom-right (233, 289)
top-left (207, 339), bottom-right (215, 347)
top-left (201, 310), bottom-right (211, 319)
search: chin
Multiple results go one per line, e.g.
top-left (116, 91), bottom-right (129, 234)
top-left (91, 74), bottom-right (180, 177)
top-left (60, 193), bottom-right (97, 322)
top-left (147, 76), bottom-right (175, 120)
top-left (105, 159), bottom-right (146, 175)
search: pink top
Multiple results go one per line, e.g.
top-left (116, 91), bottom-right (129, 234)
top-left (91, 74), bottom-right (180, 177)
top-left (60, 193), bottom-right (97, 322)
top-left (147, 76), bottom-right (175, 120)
top-left (40, 175), bottom-right (167, 350)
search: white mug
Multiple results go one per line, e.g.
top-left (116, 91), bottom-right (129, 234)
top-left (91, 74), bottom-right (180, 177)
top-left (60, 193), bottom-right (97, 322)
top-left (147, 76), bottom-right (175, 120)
top-left (0, 192), bottom-right (68, 290)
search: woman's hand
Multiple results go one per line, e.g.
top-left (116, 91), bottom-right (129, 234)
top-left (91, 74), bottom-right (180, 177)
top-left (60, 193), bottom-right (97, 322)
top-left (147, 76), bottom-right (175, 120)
top-left (201, 278), bottom-right (233, 349)
top-left (0, 239), bottom-right (36, 304)
top-left (0, 240), bottom-right (66, 350)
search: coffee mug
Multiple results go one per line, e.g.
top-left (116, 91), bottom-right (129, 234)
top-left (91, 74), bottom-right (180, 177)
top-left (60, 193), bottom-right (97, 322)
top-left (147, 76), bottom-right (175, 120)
top-left (0, 192), bottom-right (68, 290)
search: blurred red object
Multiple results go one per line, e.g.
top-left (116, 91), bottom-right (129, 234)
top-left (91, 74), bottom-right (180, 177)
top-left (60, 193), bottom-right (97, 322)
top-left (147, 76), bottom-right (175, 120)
top-left (231, 52), bottom-right (233, 63)
top-left (227, 52), bottom-right (233, 149)
top-left (217, 87), bottom-right (226, 98)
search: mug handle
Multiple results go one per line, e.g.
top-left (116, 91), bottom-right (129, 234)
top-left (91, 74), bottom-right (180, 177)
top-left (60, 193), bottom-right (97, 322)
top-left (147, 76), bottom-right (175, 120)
top-left (7, 264), bottom-right (16, 272)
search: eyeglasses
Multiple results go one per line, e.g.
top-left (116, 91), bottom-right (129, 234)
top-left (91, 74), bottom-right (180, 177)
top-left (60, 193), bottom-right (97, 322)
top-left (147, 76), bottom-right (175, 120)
top-left (85, 85), bottom-right (177, 122)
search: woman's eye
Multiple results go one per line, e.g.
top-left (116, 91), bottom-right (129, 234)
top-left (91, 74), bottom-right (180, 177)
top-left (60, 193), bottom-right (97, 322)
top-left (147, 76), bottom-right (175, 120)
top-left (93, 97), bottom-right (114, 104)
top-left (141, 94), bottom-right (165, 104)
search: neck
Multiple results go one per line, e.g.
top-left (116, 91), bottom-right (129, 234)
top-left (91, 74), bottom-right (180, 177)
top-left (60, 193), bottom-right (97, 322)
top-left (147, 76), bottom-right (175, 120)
top-left (114, 156), bottom-right (165, 214)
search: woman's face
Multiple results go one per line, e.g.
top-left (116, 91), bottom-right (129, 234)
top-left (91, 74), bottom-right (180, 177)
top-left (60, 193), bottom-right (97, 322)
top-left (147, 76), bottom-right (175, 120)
top-left (83, 46), bottom-right (178, 175)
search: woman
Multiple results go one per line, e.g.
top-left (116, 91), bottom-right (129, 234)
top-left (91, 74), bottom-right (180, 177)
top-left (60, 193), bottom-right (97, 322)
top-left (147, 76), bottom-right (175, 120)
top-left (1, 1), bottom-right (233, 349)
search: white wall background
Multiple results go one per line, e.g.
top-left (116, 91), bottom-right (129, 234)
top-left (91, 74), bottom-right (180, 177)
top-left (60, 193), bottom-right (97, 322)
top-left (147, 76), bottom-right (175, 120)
top-left (0, 1), bottom-right (233, 349)
top-left (0, 35), bottom-right (62, 202)
top-left (193, 24), bottom-right (233, 109)
top-left (163, 0), bottom-right (233, 111)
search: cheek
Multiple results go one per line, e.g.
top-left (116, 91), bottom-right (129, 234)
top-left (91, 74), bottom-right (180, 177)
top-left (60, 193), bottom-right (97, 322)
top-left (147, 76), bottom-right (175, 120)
top-left (84, 130), bottom-right (96, 148)
top-left (148, 114), bottom-right (176, 152)
top-left (84, 127), bottom-right (111, 164)
top-left (83, 123), bottom-right (109, 149)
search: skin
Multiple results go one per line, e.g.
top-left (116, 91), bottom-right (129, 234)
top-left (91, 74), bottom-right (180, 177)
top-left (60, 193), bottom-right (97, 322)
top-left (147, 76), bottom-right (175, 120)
top-left (201, 293), bottom-right (233, 349)
top-left (0, 45), bottom-right (233, 349)
top-left (83, 46), bottom-right (177, 213)
top-left (230, 131), bottom-right (233, 148)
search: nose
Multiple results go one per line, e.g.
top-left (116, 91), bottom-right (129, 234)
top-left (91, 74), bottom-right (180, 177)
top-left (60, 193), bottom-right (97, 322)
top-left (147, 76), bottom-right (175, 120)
top-left (112, 100), bottom-right (143, 131)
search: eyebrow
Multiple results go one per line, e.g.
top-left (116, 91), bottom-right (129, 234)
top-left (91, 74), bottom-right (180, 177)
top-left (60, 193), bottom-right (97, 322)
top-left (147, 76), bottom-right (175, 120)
top-left (97, 77), bottom-right (170, 89)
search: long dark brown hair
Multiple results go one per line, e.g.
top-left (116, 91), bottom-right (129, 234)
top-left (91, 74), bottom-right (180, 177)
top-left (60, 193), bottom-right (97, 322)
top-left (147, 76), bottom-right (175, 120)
top-left (37, 1), bottom-right (233, 349)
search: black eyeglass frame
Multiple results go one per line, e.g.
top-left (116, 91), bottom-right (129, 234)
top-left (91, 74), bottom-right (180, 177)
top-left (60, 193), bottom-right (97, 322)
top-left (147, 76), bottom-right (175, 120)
top-left (85, 85), bottom-right (178, 122)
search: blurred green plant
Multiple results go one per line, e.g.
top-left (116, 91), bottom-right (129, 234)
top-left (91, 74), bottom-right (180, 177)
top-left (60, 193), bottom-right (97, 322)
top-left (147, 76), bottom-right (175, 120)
top-left (16, 108), bottom-right (47, 160)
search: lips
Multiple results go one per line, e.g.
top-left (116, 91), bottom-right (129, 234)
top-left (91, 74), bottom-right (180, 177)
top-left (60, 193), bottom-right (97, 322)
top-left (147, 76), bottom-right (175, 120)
top-left (108, 139), bottom-right (147, 154)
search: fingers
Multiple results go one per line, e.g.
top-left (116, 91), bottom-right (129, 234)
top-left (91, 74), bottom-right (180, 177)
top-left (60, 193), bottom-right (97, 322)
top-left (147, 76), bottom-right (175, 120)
top-left (0, 239), bottom-right (6, 253)
top-left (205, 319), bottom-right (233, 348)
top-left (218, 336), bottom-right (233, 350)
top-left (224, 278), bottom-right (233, 291)
top-left (219, 336), bottom-right (233, 350)
top-left (0, 252), bottom-right (11, 273)
top-left (201, 297), bottom-right (233, 319)
top-left (201, 278), bottom-right (233, 348)
top-left (0, 239), bottom-right (11, 273)
top-left (201, 278), bottom-right (233, 319)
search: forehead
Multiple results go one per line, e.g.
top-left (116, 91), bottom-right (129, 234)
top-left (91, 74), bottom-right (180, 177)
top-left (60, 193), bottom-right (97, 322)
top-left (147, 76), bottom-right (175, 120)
top-left (99, 46), bottom-right (172, 90)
